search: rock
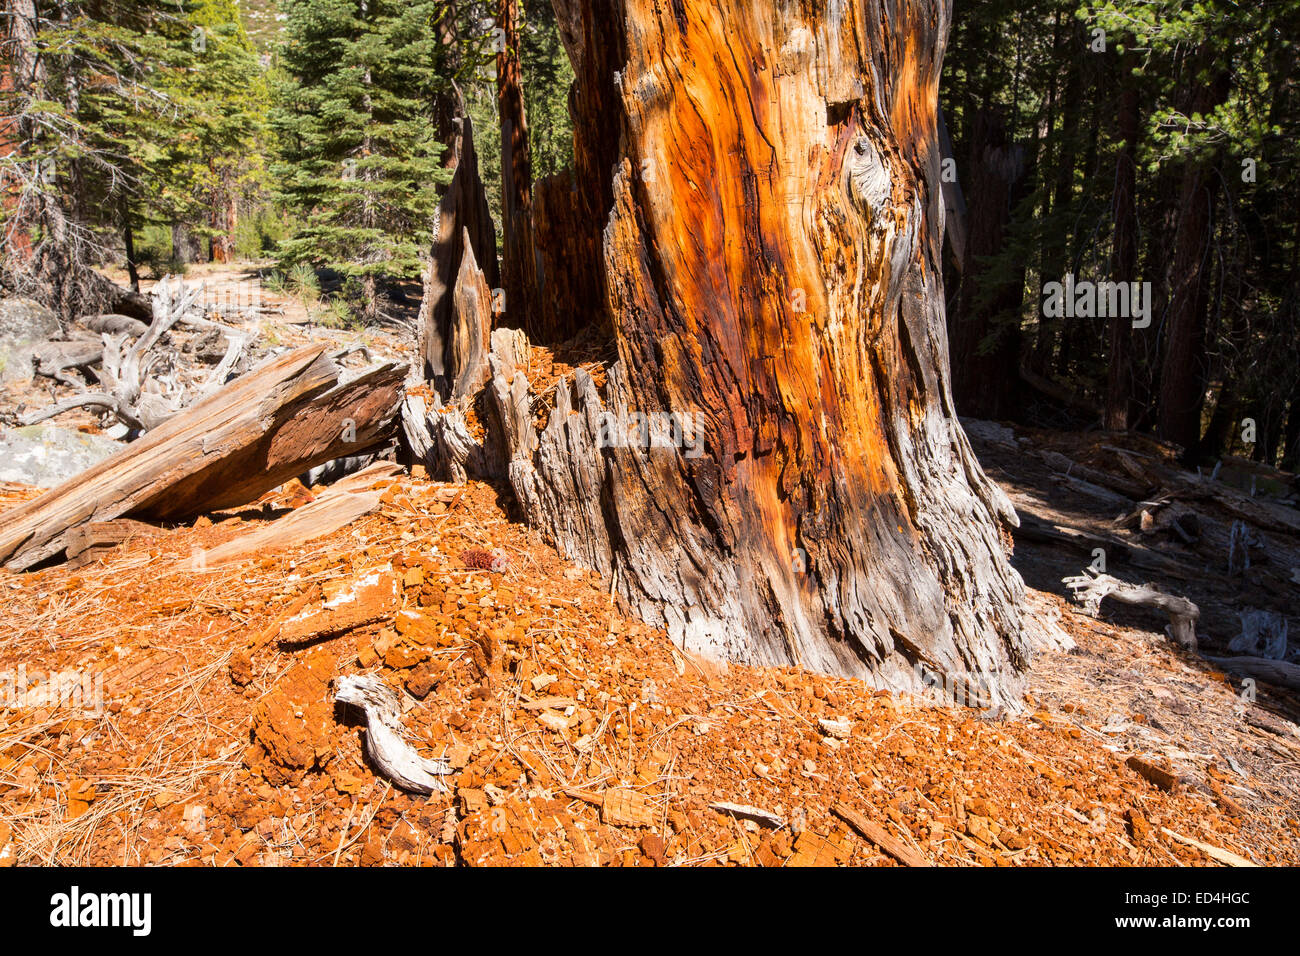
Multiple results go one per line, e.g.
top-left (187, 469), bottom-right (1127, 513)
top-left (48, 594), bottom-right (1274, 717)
top-left (0, 425), bottom-right (125, 488)
top-left (0, 298), bottom-right (59, 384)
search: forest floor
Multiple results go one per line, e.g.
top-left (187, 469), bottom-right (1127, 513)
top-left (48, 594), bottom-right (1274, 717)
top-left (0, 267), bottom-right (1297, 867)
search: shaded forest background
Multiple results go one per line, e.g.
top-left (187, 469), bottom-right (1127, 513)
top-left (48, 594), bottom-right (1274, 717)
top-left (2, 0), bottom-right (1297, 467)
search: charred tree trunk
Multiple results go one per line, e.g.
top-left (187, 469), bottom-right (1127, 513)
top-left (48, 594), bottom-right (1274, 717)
top-left (499, 0), bottom-right (1030, 706)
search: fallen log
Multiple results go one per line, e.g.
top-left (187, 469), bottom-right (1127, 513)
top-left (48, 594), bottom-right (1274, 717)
top-left (0, 345), bottom-right (406, 570)
top-left (1038, 449), bottom-right (1149, 501)
top-left (1205, 655), bottom-right (1300, 693)
top-left (1063, 569), bottom-right (1199, 650)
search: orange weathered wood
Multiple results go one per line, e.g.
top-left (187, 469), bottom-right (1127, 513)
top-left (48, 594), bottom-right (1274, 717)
top-left (498, 0), bottom-right (1028, 704)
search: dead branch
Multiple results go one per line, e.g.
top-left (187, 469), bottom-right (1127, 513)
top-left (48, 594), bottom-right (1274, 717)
top-left (1063, 569), bottom-right (1199, 650)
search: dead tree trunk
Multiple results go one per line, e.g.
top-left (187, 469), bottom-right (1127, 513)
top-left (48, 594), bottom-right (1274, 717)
top-left (418, 110), bottom-right (498, 394)
top-left (499, 0), bottom-right (1030, 706)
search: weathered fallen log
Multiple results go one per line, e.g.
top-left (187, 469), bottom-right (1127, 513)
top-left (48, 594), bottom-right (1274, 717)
top-left (1172, 475), bottom-right (1300, 537)
top-left (1038, 449), bottom-right (1150, 500)
top-left (1063, 569), bottom-right (1199, 650)
top-left (1205, 655), bottom-right (1300, 693)
top-left (0, 345), bottom-right (406, 570)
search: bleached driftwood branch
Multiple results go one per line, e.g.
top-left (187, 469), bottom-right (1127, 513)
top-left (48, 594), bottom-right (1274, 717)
top-left (334, 675), bottom-right (454, 794)
top-left (1063, 569), bottom-right (1200, 651)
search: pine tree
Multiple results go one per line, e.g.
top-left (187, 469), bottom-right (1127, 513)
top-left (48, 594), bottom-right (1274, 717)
top-left (271, 0), bottom-right (459, 323)
top-left (164, 0), bottom-right (269, 264)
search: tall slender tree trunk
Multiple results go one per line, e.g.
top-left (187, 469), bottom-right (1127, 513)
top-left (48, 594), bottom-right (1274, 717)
top-left (501, 0), bottom-right (1030, 706)
top-left (1105, 46), bottom-right (1140, 431)
top-left (120, 196), bottom-right (139, 291)
top-left (1033, 26), bottom-right (1082, 375)
top-left (497, 0), bottom-right (536, 335)
top-left (948, 108), bottom-right (1026, 419)
top-left (1158, 56), bottom-right (1230, 458)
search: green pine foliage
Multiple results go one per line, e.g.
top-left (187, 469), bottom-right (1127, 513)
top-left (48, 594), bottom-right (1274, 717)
top-left (269, 0), bottom-right (458, 291)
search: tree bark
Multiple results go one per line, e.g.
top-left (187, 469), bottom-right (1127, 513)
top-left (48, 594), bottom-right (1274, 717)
top-left (502, 0), bottom-right (1029, 706)
top-left (1158, 56), bottom-right (1230, 459)
top-left (1105, 46), bottom-right (1140, 432)
top-left (497, 0), bottom-right (537, 335)
top-left (172, 221), bottom-right (202, 265)
top-left (418, 109), bottom-right (498, 394)
top-left (948, 107), bottom-right (1026, 419)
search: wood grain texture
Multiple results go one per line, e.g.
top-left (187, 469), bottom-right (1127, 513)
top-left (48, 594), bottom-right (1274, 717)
top-left (501, 0), bottom-right (1028, 705)
top-left (419, 111), bottom-right (498, 392)
top-left (0, 346), bottom-right (406, 570)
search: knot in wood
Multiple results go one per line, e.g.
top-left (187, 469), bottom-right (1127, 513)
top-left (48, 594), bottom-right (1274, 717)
top-left (846, 135), bottom-right (891, 216)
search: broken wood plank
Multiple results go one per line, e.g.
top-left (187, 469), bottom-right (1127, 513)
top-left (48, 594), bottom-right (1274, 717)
top-left (1160, 828), bottom-right (1258, 867)
top-left (832, 802), bottom-right (931, 867)
top-left (0, 346), bottom-right (406, 571)
top-left (193, 462), bottom-right (400, 568)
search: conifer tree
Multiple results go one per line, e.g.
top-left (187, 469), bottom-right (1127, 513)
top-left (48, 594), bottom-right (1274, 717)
top-left (271, 0), bottom-right (463, 323)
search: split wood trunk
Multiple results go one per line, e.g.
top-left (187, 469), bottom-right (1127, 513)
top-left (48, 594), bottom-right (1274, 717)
top-left (0, 346), bottom-right (406, 570)
top-left (491, 0), bottom-right (1031, 706)
top-left (419, 111), bottom-right (498, 393)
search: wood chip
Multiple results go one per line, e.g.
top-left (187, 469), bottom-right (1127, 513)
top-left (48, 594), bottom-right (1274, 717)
top-left (1160, 828), bottom-right (1258, 867)
top-left (832, 802), bottom-right (930, 867)
top-left (709, 801), bottom-right (784, 828)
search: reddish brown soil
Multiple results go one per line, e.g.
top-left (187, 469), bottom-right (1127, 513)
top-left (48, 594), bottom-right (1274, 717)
top-left (1, 460), bottom-right (1297, 866)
